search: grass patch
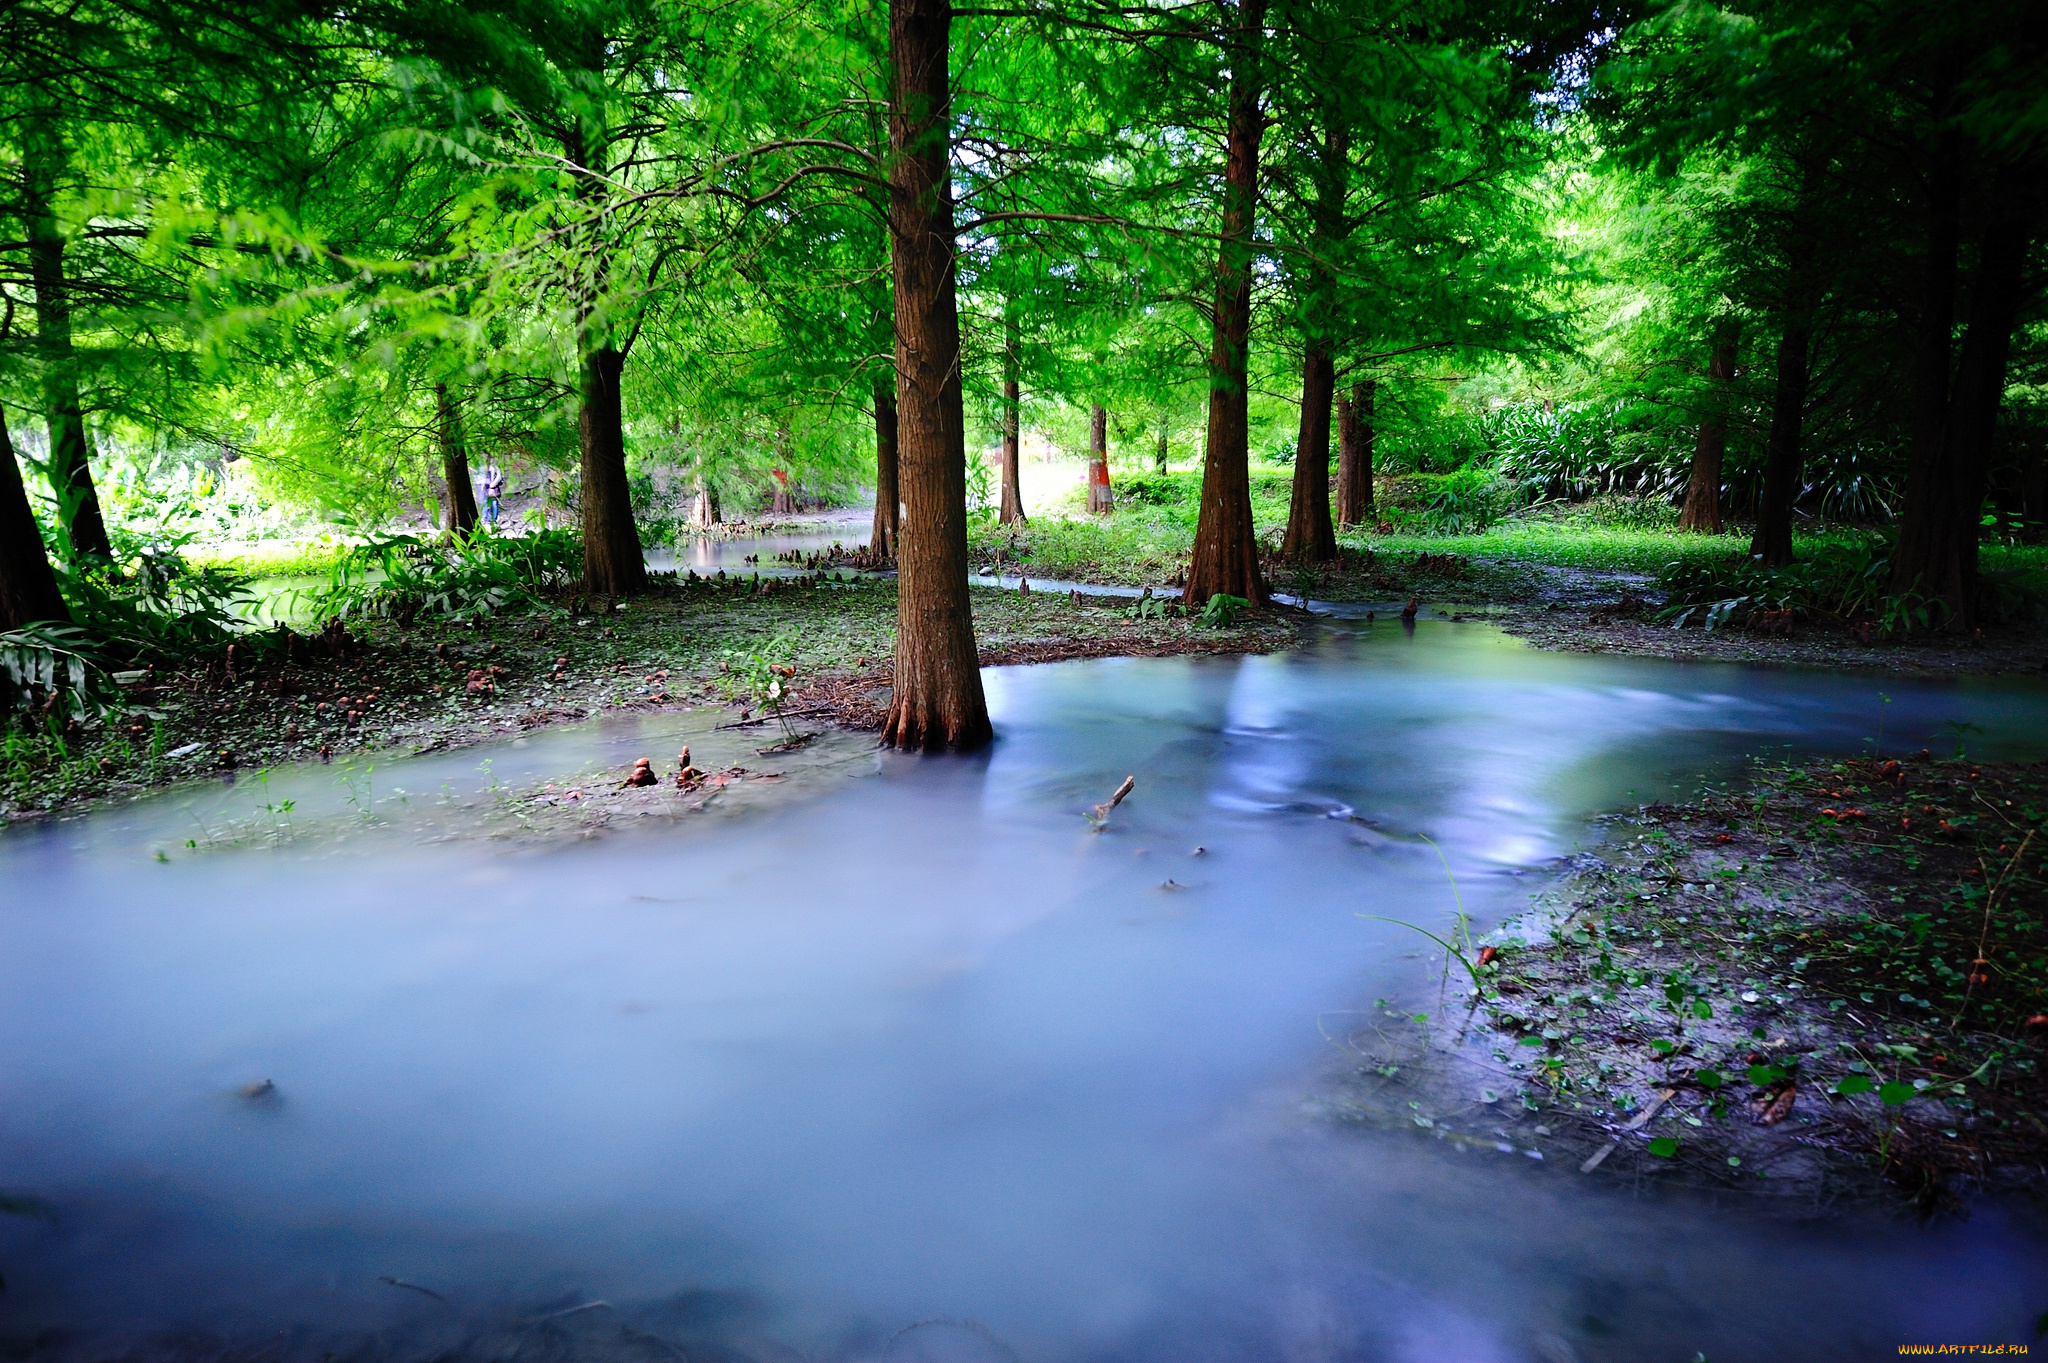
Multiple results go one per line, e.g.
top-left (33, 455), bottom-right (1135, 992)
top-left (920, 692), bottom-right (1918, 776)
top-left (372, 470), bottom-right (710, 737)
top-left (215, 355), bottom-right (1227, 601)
top-left (185, 538), bottom-right (356, 578)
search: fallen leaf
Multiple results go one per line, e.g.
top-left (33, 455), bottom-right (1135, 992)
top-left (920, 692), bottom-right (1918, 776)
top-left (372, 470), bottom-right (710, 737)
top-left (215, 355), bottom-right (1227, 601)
top-left (1754, 1085), bottom-right (1797, 1126)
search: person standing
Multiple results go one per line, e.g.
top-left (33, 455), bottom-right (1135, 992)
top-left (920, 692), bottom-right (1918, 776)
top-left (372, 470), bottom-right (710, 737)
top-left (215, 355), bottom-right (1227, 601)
top-left (481, 458), bottom-right (506, 529)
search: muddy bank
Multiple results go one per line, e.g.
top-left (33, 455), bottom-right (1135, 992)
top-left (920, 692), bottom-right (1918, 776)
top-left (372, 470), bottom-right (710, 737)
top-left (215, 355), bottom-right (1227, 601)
top-left (3, 574), bottom-right (1302, 822)
top-left (1493, 597), bottom-right (2048, 678)
top-left (1319, 751), bottom-right (2048, 1211)
top-left (1274, 548), bottom-right (2048, 677)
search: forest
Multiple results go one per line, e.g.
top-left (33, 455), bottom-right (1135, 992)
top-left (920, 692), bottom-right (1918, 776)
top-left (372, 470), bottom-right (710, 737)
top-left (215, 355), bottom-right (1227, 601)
top-left (2, 0), bottom-right (2044, 758)
top-left (4, 0), bottom-right (2048, 1351)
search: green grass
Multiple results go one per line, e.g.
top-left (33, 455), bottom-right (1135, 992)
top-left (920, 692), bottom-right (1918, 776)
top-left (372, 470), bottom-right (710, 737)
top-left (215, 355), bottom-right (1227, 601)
top-left (976, 467), bottom-right (2030, 590)
top-left (184, 537), bottom-right (355, 578)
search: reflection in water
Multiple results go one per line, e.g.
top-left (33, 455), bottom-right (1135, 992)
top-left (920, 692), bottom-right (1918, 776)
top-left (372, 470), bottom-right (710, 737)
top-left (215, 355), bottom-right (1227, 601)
top-left (2, 624), bottom-right (2045, 1360)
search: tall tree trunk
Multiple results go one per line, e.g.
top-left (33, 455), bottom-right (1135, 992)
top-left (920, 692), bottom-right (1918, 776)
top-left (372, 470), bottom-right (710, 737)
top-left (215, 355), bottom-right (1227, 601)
top-left (692, 469), bottom-right (721, 528)
top-left (577, 345), bottom-right (646, 596)
top-left (1888, 128), bottom-right (1967, 621)
top-left (1749, 318), bottom-right (1812, 567)
top-left (1749, 189), bottom-right (1822, 569)
top-left (0, 416), bottom-right (68, 629)
top-left (1154, 421), bottom-right (1168, 474)
top-left (1946, 174), bottom-right (2035, 599)
top-left (1086, 404), bottom-right (1113, 514)
top-left (436, 383), bottom-right (480, 533)
top-left (999, 316), bottom-right (1025, 524)
top-left (1678, 323), bottom-right (1738, 534)
top-left (22, 127), bottom-right (111, 562)
top-left (871, 383), bottom-right (899, 555)
top-left (1183, 0), bottom-right (1268, 606)
top-left (1335, 379), bottom-right (1374, 526)
top-left (2024, 450), bottom-right (2048, 528)
top-left (1280, 345), bottom-right (1336, 561)
top-left (563, 72), bottom-right (646, 596)
top-left (881, 0), bottom-right (990, 752)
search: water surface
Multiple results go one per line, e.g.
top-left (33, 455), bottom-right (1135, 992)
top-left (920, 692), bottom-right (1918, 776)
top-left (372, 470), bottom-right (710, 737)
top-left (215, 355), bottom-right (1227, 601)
top-left (4, 623), bottom-right (2045, 1361)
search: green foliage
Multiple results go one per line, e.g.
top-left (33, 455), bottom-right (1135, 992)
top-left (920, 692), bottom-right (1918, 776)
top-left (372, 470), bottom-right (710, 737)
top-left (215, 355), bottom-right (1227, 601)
top-left (0, 624), bottom-right (121, 720)
top-left (1655, 542), bottom-right (1914, 632)
top-left (60, 549), bottom-right (255, 665)
top-left (1197, 594), bottom-right (1248, 628)
top-left (303, 529), bottom-right (583, 624)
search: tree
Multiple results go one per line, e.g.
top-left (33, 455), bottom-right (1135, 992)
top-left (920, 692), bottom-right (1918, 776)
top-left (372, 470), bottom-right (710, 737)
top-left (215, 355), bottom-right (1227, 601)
top-left (880, 0), bottom-right (990, 751)
top-left (1677, 323), bottom-right (1738, 533)
top-left (0, 411), bottom-right (66, 628)
top-left (999, 313), bottom-right (1024, 523)
top-left (436, 383), bottom-right (481, 533)
top-left (1183, 0), bottom-right (1269, 606)
top-left (1085, 402), bottom-right (1112, 512)
top-left (1334, 379), bottom-right (1373, 526)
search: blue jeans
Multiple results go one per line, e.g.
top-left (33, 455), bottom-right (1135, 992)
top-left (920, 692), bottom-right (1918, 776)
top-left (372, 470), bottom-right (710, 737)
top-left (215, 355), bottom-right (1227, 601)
top-left (484, 496), bottom-right (500, 527)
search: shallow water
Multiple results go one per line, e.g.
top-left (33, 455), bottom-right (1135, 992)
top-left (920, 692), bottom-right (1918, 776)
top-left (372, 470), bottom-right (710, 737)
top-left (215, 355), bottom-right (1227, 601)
top-left (4, 623), bottom-right (2046, 1361)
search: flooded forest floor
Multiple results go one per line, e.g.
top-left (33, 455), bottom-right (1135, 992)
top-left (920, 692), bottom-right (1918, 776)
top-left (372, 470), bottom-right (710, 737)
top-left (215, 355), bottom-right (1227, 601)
top-left (1321, 749), bottom-right (2048, 1211)
top-left (10, 545), bottom-right (2048, 1211)
top-left (1, 570), bottom-right (1302, 819)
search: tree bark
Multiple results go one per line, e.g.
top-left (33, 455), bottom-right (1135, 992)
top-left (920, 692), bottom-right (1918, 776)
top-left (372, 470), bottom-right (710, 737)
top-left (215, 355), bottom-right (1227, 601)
top-left (880, 0), bottom-right (990, 752)
top-left (577, 345), bottom-right (647, 596)
top-left (1154, 421), bottom-right (1168, 474)
top-left (1749, 188), bottom-right (1822, 569)
top-left (1335, 379), bottom-right (1374, 526)
top-left (1945, 173), bottom-right (2035, 599)
top-left (2024, 450), bottom-right (2048, 528)
top-left (1888, 128), bottom-right (1967, 620)
top-left (871, 382), bottom-right (899, 555)
top-left (999, 316), bottom-right (1025, 524)
top-left (22, 126), bottom-right (111, 562)
top-left (1749, 317), bottom-right (1812, 567)
top-left (562, 58), bottom-right (647, 596)
top-left (1678, 324), bottom-right (1738, 534)
top-left (436, 383), bottom-right (480, 533)
top-left (692, 469), bottom-right (721, 528)
top-left (1086, 403), bottom-right (1113, 514)
top-left (1183, 0), bottom-right (1268, 606)
top-left (0, 416), bottom-right (68, 629)
top-left (1280, 345), bottom-right (1337, 561)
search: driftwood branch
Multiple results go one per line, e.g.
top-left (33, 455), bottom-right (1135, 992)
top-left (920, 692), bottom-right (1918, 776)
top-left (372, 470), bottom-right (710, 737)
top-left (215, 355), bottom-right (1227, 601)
top-left (1091, 775), bottom-right (1136, 822)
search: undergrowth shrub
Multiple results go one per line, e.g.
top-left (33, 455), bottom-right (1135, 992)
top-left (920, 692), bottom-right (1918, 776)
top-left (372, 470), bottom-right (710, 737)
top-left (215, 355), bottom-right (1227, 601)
top-left (1657, 542), bottom-right (1916, 633)
top-left (1558, 493), bottom-right (1680, 532)
top-left (303, 527), bottom-right (584, 623)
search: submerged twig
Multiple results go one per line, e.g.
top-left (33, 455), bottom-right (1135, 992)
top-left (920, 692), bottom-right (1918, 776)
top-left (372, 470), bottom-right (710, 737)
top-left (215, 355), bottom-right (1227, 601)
top-left (530, 1299), bottom-right (614, 1321)
top-left (378, 1275), bottom-right (449, 1304)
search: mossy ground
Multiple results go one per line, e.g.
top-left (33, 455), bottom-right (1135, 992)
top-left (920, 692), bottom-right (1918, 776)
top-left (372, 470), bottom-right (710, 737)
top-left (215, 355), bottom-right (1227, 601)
top-left (1320, 750), bottom-right (2048, 1211)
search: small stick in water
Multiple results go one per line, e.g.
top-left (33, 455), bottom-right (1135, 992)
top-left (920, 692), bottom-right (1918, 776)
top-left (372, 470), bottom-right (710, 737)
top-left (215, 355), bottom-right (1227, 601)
top-left (1092, 775), bottom-right (1136, 823)
top-left (531, 1300), bottom-right (614, 1321)
top-left (378, 1275), bottom-right (448, 1303)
